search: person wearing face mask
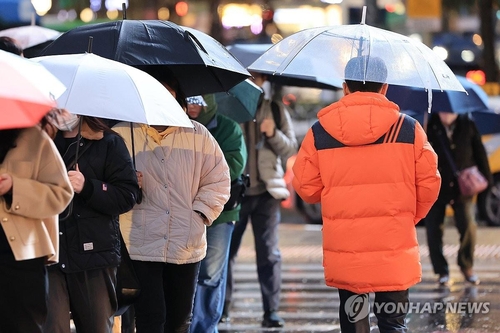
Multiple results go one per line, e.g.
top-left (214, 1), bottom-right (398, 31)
top-left (42, 109), bottom-right (140, 333)
top-left (112, 68), bottom-right (231, 333)
top-left (224, 72), bottom-right (298, 328)
top-left (424, 111), bottom-right (492, 286)
top-left (186, 95), bottom-right (247, 333)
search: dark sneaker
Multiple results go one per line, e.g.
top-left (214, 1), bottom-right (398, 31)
top-left (461, 268), bottom-right (480, 285)
top-left (262, 311), bottom-right (285, 328)
top-left (220, 301), bottom-right (231, 323)
top-left (219, 310), bottom-right (230, 323)
top-left (438, 274), bottom-right (450, 286)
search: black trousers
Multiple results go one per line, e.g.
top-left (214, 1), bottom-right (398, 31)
top-left (0, 257), bottom-right (47, 333)
top-left (132, 260), bottom-right (200, 333)
top-left (338, 289), bottom-right (409, 333)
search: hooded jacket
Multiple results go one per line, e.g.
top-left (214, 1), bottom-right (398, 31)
top-left (199, 94), bottom-right (247, 226)
top-left (292, 92), bottom-right (441, 293)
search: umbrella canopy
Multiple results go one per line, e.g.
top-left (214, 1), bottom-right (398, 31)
top-left (215, 79), bottom-right (263, 123)
top-left (386, 76), bottom-right (489, 114)
top-left (40, 20), bottom-right (250, 96)
top-left (0, 49), bottom-right (66, 130)
top-left (248, 19), bottom-right (464, 94)
top-left (387, 76), bottom-right (500, 135)
top-left (32, 53), bottom-right (193, 128)
top-left (227, 43), bottom-right (339, 90)
top-left (0, 25), bottom-right (61, 49)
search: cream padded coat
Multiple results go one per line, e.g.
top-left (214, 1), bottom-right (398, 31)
top-left (114, 122), bottom-right (230, 264)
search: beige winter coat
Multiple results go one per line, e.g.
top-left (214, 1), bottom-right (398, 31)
top-left (0, 127), bottom-right (73, 264)
top-left (114, 122), bottom-right (230, 264)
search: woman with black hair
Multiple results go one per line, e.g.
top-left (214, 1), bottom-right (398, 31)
top-left (0, 121), bottom-right (73, 333)
top-left (43, 110), bottom-right (140, 333)
top-left (113, 68), bottom-right (231, 333)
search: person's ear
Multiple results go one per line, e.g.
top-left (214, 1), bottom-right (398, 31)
top-left (379, 83), bottom-right (389, 95)
top-left (342, 82), bottom-right (350, 96)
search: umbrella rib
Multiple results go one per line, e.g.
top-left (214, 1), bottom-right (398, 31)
top-left (274, 27), bottom-right (332, 74)
top-left (403, 39), bottom-right (441, 91)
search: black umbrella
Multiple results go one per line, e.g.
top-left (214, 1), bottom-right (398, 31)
top-left (40, 20), bottom-right (250, 96)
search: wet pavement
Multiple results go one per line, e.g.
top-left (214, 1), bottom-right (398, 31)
top-left (218, 213), bottom-right (500, 333)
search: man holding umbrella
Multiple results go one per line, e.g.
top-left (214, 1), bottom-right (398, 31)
top-left (292, 56), bottom-right (441, 332)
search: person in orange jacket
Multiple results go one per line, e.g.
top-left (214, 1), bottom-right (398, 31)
top-left (292, 56), bottom-right (441, 333)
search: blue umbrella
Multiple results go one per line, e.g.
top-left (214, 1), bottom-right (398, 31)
top-left (214, 79), bottom-right (263, 123)
top-left (386, 76), bottom-right (489, 114)
top-left (386, 76), bottom-right (500, 135)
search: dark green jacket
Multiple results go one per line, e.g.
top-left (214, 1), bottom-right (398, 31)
top-left (206, 113), bottom-right (247, 226)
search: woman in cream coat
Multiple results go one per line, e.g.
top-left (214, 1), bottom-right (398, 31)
top-left (113, 67), bottom-right (231, 333)
top-left (0, 124), bottom-right (73, 333)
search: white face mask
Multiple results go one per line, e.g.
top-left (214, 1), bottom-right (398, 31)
top-left (51, 112), bottom-right (80, 131)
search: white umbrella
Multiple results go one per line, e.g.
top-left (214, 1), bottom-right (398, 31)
top-left (0, 49), bottom-right (66, 130)
top-left (0, 25), bottom-right (62, 49)
top-left (32, 53), bottom-right (193, 128)
top-left (248, 7), bottom-right (465, 108)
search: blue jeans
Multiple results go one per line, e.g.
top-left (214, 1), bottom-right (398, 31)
top-left (191, 222), bottom-right (234, 333)
top-left (226, 192), bottom-right (282, 313)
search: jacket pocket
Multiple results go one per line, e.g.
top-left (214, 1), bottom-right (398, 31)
top-left (187, 213), bottom-right (205, 248)
top-left (76, 215), bottom-right (115, 253)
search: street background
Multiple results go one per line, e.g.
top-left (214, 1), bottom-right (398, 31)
top-left (220, 209), bottom-right (500, 332)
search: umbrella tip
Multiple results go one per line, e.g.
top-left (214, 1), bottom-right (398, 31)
top-left (87, 36), bottom-right (93, 53)
top-left (361, 6), bottom-right (367, 24)
top-left (122, 3), bottom-right (127, 19)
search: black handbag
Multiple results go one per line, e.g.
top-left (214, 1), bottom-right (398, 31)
top-left (223, 174), bottom-right (250, 211)
top-left (115, 232), bottom-right (141, 316)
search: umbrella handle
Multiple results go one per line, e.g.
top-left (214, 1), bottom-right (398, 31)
top-left (73, 117), bottom-right (84, 169)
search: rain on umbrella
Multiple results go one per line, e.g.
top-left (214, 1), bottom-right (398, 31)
top-left (40, 19), bottom-right (250, 96)
top-left (248, 6), bottom-right (465, 110)
top-left (0, 49), bottom-right (65, 130)
top-left (214, 78), bottom-right (263, 123)
top-left (32, 52), bottom-right (193, 170)
top-left (32, 53), bottom-right (192, 128)
top-left (228, 43), bottom-right (340, 90)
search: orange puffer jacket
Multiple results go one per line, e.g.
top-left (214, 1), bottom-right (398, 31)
top-left (292, 92), bottom-right (441, 294)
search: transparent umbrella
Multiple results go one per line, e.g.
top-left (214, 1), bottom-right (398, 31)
top-left (248, 7), bottom-right (465, 110)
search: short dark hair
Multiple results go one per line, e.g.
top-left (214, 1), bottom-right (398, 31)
top-left (0, 36), bottom-right (23, 55)
top-left (344, 56), bottom-right (387, 93)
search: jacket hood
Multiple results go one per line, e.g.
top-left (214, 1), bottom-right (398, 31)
top-left (317, 92), bottom-right (400, 146)
top-left (196, 94), bottom-right (217, 126)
